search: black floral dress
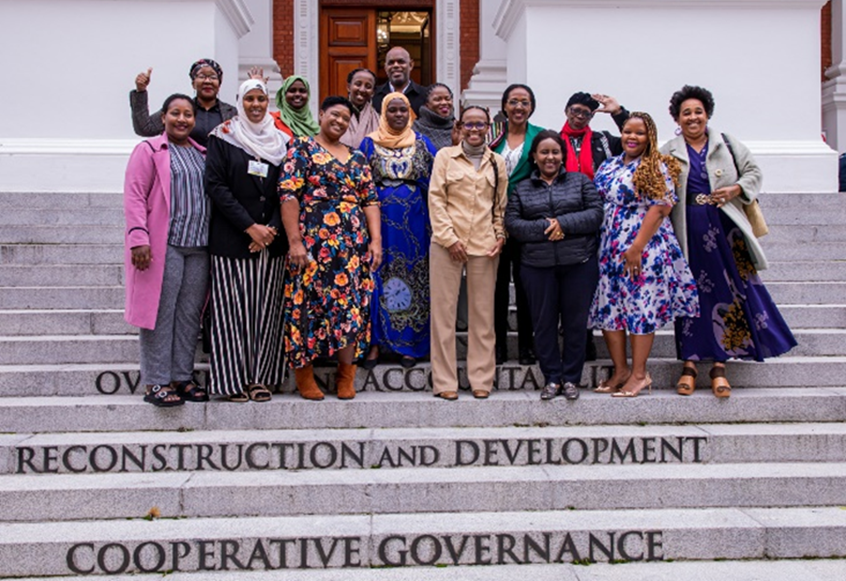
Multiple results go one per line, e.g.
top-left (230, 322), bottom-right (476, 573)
top-left (278, 137), bottom-right (379, 368)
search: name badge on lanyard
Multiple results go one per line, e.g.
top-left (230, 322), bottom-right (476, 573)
top-left (248, 160), bottom-right (269, 178)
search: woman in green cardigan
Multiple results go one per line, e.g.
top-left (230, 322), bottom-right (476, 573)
top-left (490, 84), bottom-right (545, 365)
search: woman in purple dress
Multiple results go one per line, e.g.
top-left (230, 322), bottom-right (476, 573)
top-left (589, 112), bottom-right (699, 398)
top-left (661, 85), bottom-right (796, 398)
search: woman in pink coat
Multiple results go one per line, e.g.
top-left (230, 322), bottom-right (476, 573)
top-left (124, 93), bottom-right (211, 406)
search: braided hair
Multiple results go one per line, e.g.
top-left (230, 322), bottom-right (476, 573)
top-left (628, 111), bottom-right (681, 200)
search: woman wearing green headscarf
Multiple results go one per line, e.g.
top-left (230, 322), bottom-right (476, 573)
top-left (271, 76), bottom-right (320, 138)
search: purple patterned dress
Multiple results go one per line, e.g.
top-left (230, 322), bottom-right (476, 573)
top-left (589, 154), bottom-right (699, 334)
top-left (673, 142), bottom-right (796, 362)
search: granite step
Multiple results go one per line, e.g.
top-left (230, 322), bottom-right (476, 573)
top-left (4, 422), bottom-right (846, 475)
top-left (756, 241), bottom-right (844, 261)
top-left (0, 208), bottom-right (125, 226)
top-left (0, 244), bottom-right (121, 265)
top-left (0, 507), bottom-right (844, 576)
top-left (508, 303), bottom-right (846, 330)
top-left (761, 224), bottom-right (846, 244)
top-left (0, 193), bottom-right (122, 210)
top-left (0, 225), bottom-right (124, 245)
top-left (508, 280), bottom-right (846, 304)
top-left (2, 560), bottom-right (844, 581)
top-left (0, 310), bottom-right (132, 336)
top-left (760, 261), bottom-right (846, 282)
top-left (0, 287), bottom-right (124, 309)
top-left (3, 462), bottom-right (846, 522)
top-left (0, 389), bottom-right (843, 433)
top-left (3, 326), bottom-right (838, 366)
top-left (3, 356), bottom-right (846, 399)
top-left (0, 265), bottom-right (124, 287)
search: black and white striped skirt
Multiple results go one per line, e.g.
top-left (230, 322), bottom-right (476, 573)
top-left (208, 252), bottom-right (286, 395)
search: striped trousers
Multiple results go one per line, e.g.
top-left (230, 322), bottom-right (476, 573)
top-left (208, 251), bottom-right (286, 395)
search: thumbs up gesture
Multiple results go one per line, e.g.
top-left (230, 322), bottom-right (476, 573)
top-left (135, 68), bottom-right (153, 92)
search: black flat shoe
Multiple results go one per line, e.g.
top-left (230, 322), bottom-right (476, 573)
top-left (400, 356), bottom-right (416, 369)
top-left (361, 357), bottom-right (379, 370)
top-left (519, 348), bottom-right (536, 366)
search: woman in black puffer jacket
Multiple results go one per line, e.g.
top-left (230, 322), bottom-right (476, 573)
top-left (505, 130), bottom-right (603, 401)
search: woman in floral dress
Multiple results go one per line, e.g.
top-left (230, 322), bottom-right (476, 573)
top-left (661, 85), bottom-right (795, 398)
top-left (359, 92), bottom-right (437, 368)
top-left (589, 112), bottom-right (699, 398)
top-left (279, 96), bottom-right (382, 401)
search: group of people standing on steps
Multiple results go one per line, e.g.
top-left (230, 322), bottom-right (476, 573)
top-left (123, 49), bottom-right (796, 409)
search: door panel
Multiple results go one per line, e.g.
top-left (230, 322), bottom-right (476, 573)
top-left (320, 9), bottom-right (376, 103)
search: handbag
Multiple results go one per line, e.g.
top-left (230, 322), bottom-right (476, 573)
top-left (722, 133), bottom-right (768, 237)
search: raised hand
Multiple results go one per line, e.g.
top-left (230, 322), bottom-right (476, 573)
top-left (591, 93), bottom-right (622, 116)
top-left (135, 68), bottom-right (153, 92)
top-left (248, 66), bottom-right (269, 85)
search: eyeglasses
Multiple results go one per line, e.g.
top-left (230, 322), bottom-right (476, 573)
top-left (569, 107), bottom-right (593, 119)
top-left (461, 122), bottom-right (489, 131)
top-left (196, 74), bottom-right (219, 81)
top-left (506, 99), bottom-right (531, 108)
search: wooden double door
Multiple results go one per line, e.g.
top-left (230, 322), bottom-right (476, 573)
top-left (319, 6), bottom-right (433, 103)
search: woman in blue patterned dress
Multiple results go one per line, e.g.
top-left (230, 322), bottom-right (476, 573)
top-left (279, 96), bottom-right (382, 401)
top-left (662, 85), bottom-right (796, 398)
top-left (589, 112), bottom-right (699, 398)
top-left (359, 92), bottom-right (437, 368)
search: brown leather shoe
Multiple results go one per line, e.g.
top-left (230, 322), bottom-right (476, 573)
top-left (472, 390), bottom-right (490, 399)
top-left (336, 362), bottom-right (357, 400)
top-left (294, 365), bottom-right (324, 401)
top-left (435, 391), bottom-right (458, 400)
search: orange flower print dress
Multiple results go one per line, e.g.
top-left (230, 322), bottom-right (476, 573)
top-left (278, 137), bottom-right (380, 368)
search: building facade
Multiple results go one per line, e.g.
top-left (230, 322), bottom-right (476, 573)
top-left (0, 0), bottom-right (839, 193)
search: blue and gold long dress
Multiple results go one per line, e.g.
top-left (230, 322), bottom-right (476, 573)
top-left (359, 133), bottom-right (437, 358)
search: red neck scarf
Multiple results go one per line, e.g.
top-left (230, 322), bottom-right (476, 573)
top-left (560, 121), bottom-right (595, 180)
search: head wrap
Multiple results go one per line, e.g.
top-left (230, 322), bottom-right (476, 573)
top-left (209, 79), bottom-right (288, 166)
top-left (367, 92), bottom-right (416, 149)
top-left (275, 75), bottom-right (320, 137)
top-left (189, 58), bottom-right (223, 81)
top-left (566, 92), bottom-right (600, 111)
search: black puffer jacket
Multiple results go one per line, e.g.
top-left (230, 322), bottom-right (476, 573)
top-left (505, 168), bottom-right (603, 268)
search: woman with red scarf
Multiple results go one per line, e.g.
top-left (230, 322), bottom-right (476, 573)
top-left (559, 91), bottom-right (629, 361)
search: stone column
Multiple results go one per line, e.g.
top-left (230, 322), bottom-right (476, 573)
top-left (462, 0), bottom-right (508, 111)
top-left (494, 0), bottom-right (837, 193)
top-left (823, 0), bottom-right (846, 154)
top-left (239, 0), bottom-right (284, 100)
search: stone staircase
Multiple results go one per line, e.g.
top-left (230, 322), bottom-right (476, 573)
top-left (1, 191), bottom-right (845, 579)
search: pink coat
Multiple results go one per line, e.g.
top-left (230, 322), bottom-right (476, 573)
top-left (123, 133), bottom-right (206, 329)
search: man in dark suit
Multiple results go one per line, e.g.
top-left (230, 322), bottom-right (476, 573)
top-left (372, 46), bottom-right (428, 115)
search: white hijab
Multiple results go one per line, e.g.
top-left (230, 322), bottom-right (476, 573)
top-left (210, 79), bottom-right (288, 166)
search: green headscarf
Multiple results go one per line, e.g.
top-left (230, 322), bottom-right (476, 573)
top-left (275, 75), bottom-right (320, 137)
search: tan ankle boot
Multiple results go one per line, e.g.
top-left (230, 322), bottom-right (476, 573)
top-left (294, 365), bottom-right (324, 400)
top-left (336, 362), bottom-right (357, 400)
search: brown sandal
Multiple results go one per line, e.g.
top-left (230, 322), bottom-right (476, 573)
top-left (676, 366), bottom-right (697, 396)
top-left (710, 366), bottom-right (731, 399)
top-left (246, 384), bottom-right (273, 402)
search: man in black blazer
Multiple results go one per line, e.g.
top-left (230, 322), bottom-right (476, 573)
top-left (372, 46), bottom-right (428, 115)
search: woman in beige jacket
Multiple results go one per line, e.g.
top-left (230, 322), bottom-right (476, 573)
top-left (428, 106), bottom-right (508, 400)
top-left (661, 85), bottom-right (796, 398)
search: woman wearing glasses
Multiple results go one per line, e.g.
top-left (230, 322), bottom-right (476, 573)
top-left (131, 59), bottom-right (245, 148)
top-left (428, 106), bottom-right (508, 400)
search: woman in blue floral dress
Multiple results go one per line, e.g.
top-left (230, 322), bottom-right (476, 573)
top-left (589, 112), bottom-right (699, 397)
top-left (279, 96), bottom-right (382, 401)
top-left (359, 92), bottom-right (437, 368)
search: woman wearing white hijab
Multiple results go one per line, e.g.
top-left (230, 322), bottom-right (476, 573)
top-left (205, 79), bottom-right (290, 402)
